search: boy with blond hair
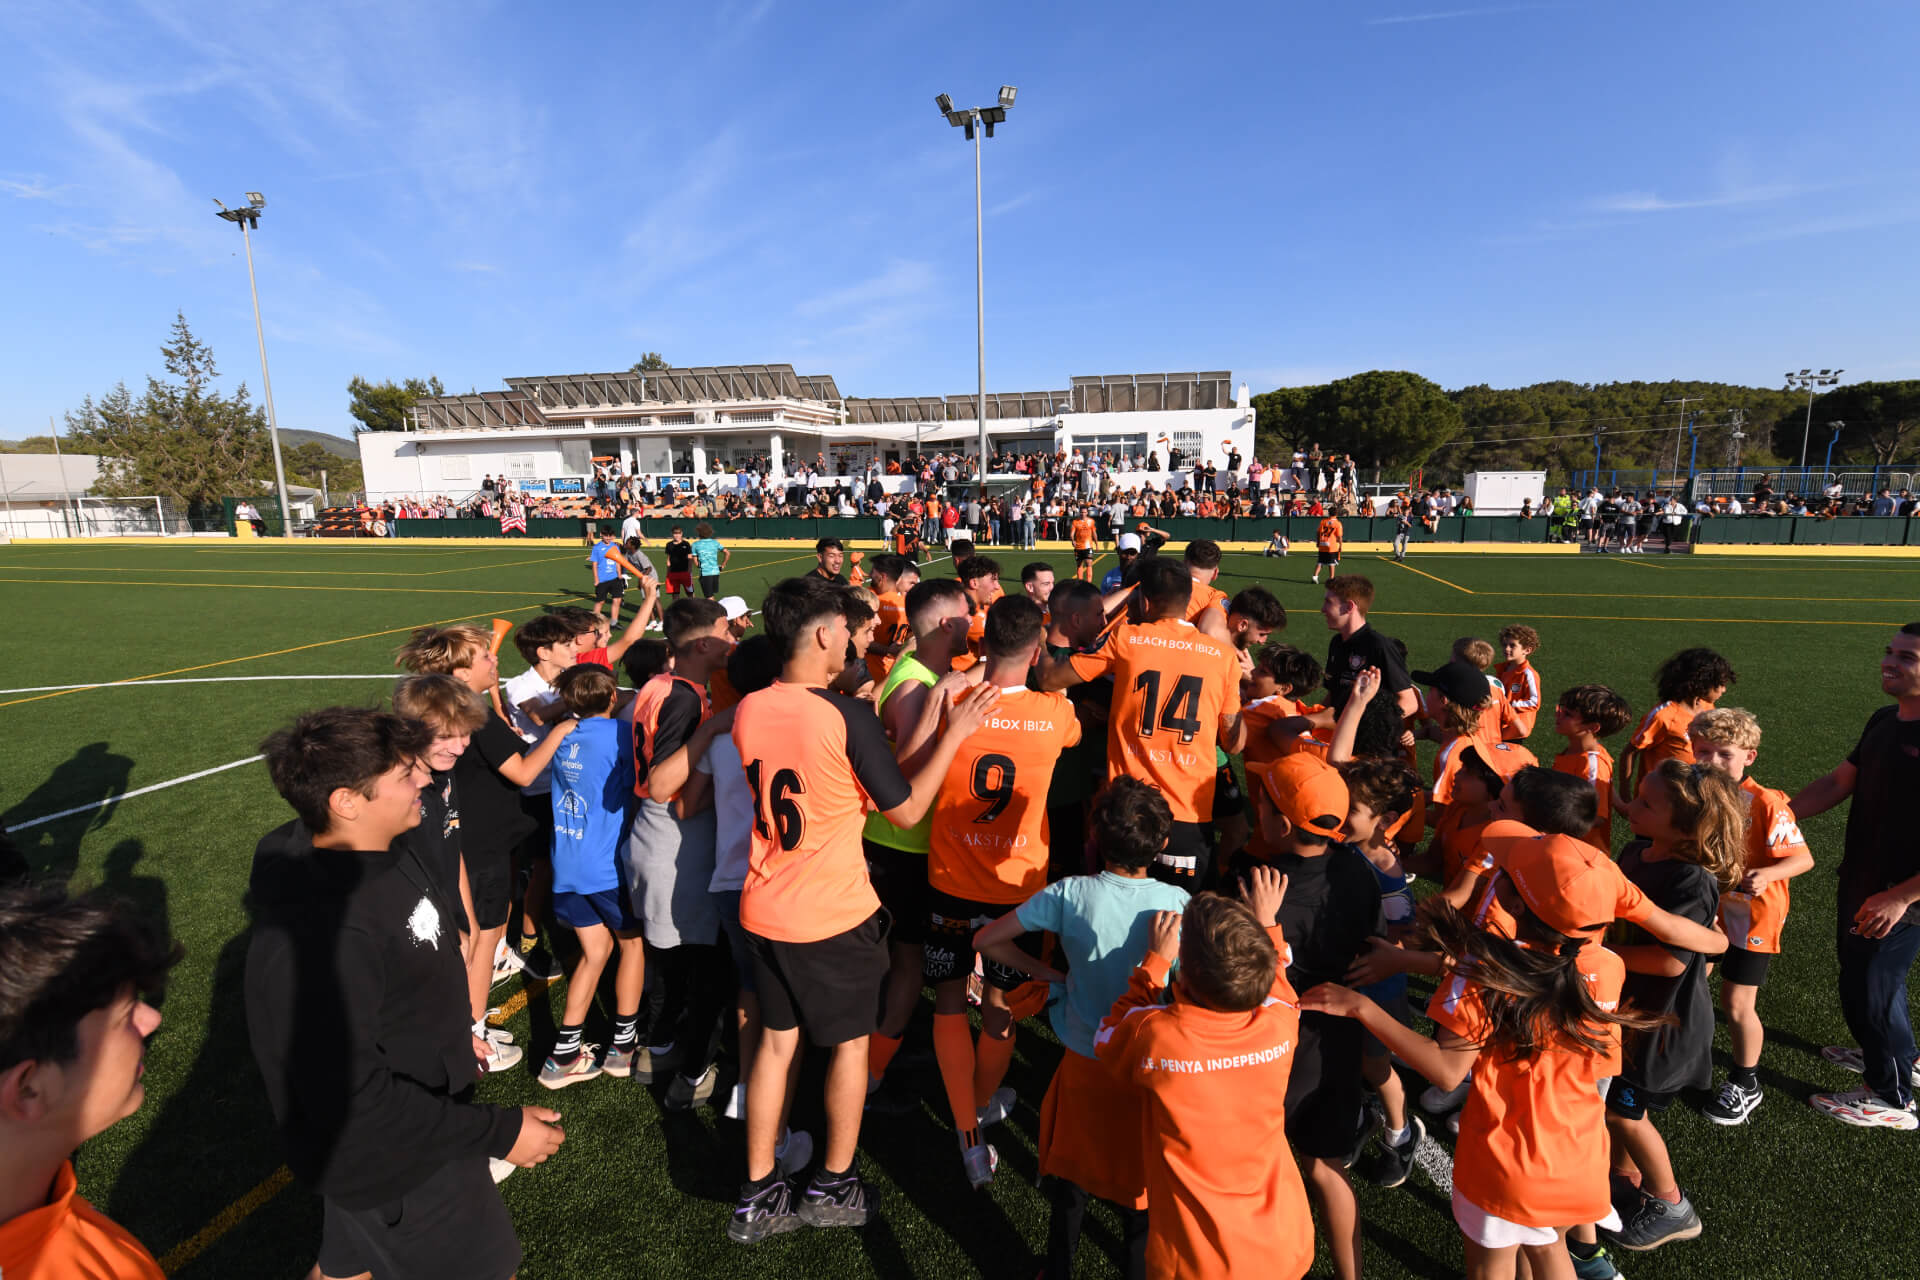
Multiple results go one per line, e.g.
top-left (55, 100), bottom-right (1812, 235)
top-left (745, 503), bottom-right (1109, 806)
top-left (1691, 707), bottom-right (1815, 1125)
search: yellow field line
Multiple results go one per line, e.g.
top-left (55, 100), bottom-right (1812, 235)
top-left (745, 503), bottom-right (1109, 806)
top-left (0, 600), bottom-right (564, 711)
top-left (1379, 556), bottom-right (1475, 594)
top-left (157, 1164), bottom-right (292, 1274)
top-left (1469, 590), bottom-right (1920, 604)
top-left (413, 552), bottom-right (591, 577)
top-left (0, 576), bottom-right (567, 598)
top-left (1373, 609), bottom-right (1904, 628)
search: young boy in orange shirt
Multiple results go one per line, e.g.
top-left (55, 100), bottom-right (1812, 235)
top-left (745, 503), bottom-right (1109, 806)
top-left (1616, 647), bottom-right (1737, 804)
top-left (1495, 624), bottom-right (1542, 742)
top-left (1690, 708), bottom-right (1815, 1125)
top-left (1094, 872), bottom-right (1314, 1280)
top-left (1552, 684), bottom-right (1634, 853)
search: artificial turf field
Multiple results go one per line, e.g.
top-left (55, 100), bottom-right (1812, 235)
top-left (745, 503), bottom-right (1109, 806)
top-left (4, 537), bottom-right (1919, 1280)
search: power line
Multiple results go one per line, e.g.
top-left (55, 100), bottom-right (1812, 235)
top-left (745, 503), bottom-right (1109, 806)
top-left (1431, 420), bottom-right (1739, 449)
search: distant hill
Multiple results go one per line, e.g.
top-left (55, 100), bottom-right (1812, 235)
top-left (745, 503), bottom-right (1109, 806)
top-left (278, 430), bottom-right (358, 459)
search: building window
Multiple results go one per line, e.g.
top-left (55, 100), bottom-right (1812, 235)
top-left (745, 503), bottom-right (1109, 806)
top-left (439, 455), bottom-right (471, 481)
top-left (560, 440), bottom-right (592, 474)
top-left (1077, 432), bottom-right (1147, 459)
top-left (1171, 431), bottom-right (1204, 464)
top-left (505, 455), bottom-right (537, 480)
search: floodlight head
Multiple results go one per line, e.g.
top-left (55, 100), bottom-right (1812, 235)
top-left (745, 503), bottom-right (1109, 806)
top-left (999, 85), bottom-right (1017, 107)
top-left (1799, 368), bottom-right (1811, 376)
top-left (1833, 368), bottom-right (1844, 376)
top-left (246, 191), bottom-right (265, 208)
top-left (936, 93), bottom-right (954, 115)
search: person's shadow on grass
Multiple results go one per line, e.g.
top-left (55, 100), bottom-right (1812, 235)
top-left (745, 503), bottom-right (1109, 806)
top-left (0, 741), bottom-right (134, 884)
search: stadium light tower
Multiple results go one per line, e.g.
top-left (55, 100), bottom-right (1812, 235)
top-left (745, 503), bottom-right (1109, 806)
top-left (214, 192), bottom-right (294, 537)
top-left (1783, 367), bottom-right (1843, 473)
top-left (935, 85), bottom-right (1018, 494)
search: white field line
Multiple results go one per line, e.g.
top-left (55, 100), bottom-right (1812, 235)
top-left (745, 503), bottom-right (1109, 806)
top-left (12, 755), bottom-right (265, 830)
top-left (0, 674), bottom-right (399, 695)
top-left (1413, 1132), bottom-right (1454, 1196)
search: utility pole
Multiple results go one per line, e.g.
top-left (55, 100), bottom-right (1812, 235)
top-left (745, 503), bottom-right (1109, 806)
top-left (1660, 395), bottom-right (1703, 492)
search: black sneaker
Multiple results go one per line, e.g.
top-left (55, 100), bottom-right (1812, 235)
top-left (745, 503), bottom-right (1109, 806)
top-left (663, 1064), bottom-right (719, 1111)
top-left (799, 1166), bottom-right (875, 1229)
top-left (1607, 1189), bottom-right (1702, 1252)
top-left (1702, 1077), bottom-right (1763, 1126)
top-left (1362, 1115), bottom-right (1426, 1188)
top-left (728, 1176), bottom-right (803, 1244)
top-left (518, 940), bottom-right (565, 982)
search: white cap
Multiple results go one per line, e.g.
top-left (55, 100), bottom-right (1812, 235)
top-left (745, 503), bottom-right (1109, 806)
top-left (1118, 532), bottom-right (1143, 552)
top-left (718, 595), bottom-right (750, 621)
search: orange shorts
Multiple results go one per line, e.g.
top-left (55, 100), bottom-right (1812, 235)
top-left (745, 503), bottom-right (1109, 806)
top-left (1037, 1049), bottom-right (1148, 1209)
top-left (1719, 882), bottom-right (1790, 954)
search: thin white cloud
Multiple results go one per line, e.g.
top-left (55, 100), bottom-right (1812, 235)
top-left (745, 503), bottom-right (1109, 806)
top-left (793, 260), bottom-right (935, 318)
top-left (1592, 184), bottom-right (1801, 214)
top-left (1367, 3), bottom-right (1560, 25)
top-left (452, 262), bottom-right (500, 273)
top-left (987, 190), bottom-right (1040, 217)
top-left (1, 176), bottom-right (60, 199)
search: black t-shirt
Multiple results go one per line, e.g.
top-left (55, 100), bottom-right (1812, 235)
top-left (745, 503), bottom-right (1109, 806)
top-left (665, 541), bottom-right (693, 573)
top-left (1238, 845), bottom-right (1383, 1105)
top-left (1598, 499), bottom-right (1621, 522)
top-left (810, 568), bottom-right (849, 585)
top-left (1841, 706), bottom-right (1920, 922)
top-left (1613, 839), bottom-right (1720, 1093)
top-left (402, 768), bottom-right (470, 935)
top-left (1325, 623), bottom-right (1414, 709)
top-left (456, 710), bottom-right (537, 864)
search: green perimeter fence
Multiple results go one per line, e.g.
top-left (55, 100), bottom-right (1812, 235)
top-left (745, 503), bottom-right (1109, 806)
top-left (362, 514), bottom-right (1920, 547)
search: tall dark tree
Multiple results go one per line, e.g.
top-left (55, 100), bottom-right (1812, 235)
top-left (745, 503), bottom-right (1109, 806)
top-left (1769, 380), bottom-right (1920, 467)
top-left (347, 375), bottom-right (446, 433)
top-left (630, 352), bottom-right (670, 374)
top-left (65, 312), bottom-right (271, 507)
top-left (1290, 371), bottom-right (1463, 473)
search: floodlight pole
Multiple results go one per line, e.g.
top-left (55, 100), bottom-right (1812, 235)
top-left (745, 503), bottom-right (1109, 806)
top-left (974, 115), bottom-right (987, 498)
top-left (218, 199), bottom-right (295, 537)
top-left (1784, 367), bottom-right (1842, 474)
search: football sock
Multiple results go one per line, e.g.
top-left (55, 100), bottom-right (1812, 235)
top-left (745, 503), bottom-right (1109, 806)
top-left (518, 929), bottom-right (538, 953)
top-left (553, 1022), bottom-right (584, 1065)
top-left (933, 1012), bottom-right (977, 1134)
top-left (867, 1032), bottom-right (903, 1084)
top-left (1568, 1241), bottom-right (1600, 1261)
top-left (1384, 1123), bottom-right (1412, 1147)
top-left (612, 1014), bottom-right (639, 1049)
top-left (1730, 1064), bottom-right (1758, 1090)
top-left (973, 1031), bottom-right (1016, 1107)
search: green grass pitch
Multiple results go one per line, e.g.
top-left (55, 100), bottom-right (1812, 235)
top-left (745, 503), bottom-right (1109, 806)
top-left (3, 539), bottom-right (1918, 1278)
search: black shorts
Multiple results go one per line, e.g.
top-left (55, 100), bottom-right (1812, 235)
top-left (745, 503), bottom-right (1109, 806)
top-left (594, 578), bottom-right (624, 602)
top-left (1284, 1033), bottom-right (1372, 1161)
top-left (1074, 547), bottom-right (1093, 563)
top-left (468, 852), bottom-right (513, 930)
top-left (749, 910), bottom-right (888, 1046)
top-left (700, 574), bottom-right (720, 596)
top-left (923, 889), bottom-right (1038, 990)
top-left (1211, 765), bottom-right (1245, 821)
top-left (318, 1157), bottom-right (520, 1280)
top-left (1721, 945), bottom-right (1772, 987)
top-left (865, 839), bottom-right (930, 946)
top-left (1606, 1079), bottom-right (1677, 1122)
top-left (1317, 550), bottom-right (1340, 566)
top-left (1152, 820), bottom-right (1212, 886)
top-left (516, 796), bottom-right (553, 863)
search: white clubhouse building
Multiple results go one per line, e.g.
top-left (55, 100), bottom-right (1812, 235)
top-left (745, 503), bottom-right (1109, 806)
top-left (356, 364), bottom-right (1254, 500)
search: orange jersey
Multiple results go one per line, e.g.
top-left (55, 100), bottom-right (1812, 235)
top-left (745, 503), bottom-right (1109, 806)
top-left (631, 673), bottom-right (708, 802)
top-left (1242, 694), bottom-right (1315, 767)
top-left (1421, 676), bottom-right (1507, 746)
top-left (0, 1162), bottom-right (164, 1280)
top-left (735, 681), bottom-right (909, 943)
top-left (1430, 943), bottom-right (1625, 1228)
top-left (1628, 701), bottom-right (1699, 774)
top-left (1071, 518), bottom-right (1096, 550)
top-left (1717, 777), bottom-right (1810, 954)
top-left (1069, 617), bottom-right (1242, 823)
top-left (1496, 659), bottom-right (1542, 740)
top-left (1553, 746), bottom-right (1615, 852)
top-left (1431, 807), bottom-right (1493, 890)
top-left (928, 686), bottom-right (1080, 903)
top-left (1317, 516), bottom-right (1343, 553)
top-left (867, 590), bottom-right (910, 682)
top-left (1094, 933), bottom-right (1314, 1280)
top-left (1184, 580), bottom-right (1228, 623)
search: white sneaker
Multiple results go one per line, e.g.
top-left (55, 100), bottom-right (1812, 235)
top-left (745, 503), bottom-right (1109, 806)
top-left (1821, 1043), bottom-right (1920, 1088)
top-left (724, 1081), bottom-right (747, 1121)
top-left (485, 1025), bottom-right (515, 1048)
top-left (1809, 1088), bottom-right (1919, 1130)
top-left (483, 1040), bottom-right (524, 1073)
top-left (959, 1136), bottom-right (999, 1190)
top-left (976, 1086), bottom-right (1017, 1129)
top-left (491, 942), bottom-right (527, 985)
top-left (490, 1157), bottom-right (516, 1184)
top-left (1421, 1076), bottom-right (1472, 1114)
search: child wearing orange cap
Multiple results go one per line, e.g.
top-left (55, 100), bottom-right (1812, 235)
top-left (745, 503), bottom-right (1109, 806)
top-left (1301, 825), bottom-right (1679, 1280)
top-left (1236, 753), bottom-right (1379, 1280)
top-left (1093, 871), bottom-right (1313, 1280)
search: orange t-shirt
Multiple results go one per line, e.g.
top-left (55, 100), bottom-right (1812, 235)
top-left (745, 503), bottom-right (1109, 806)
top-left (1185, 581), bottom-right (1228, 624)
top-left (1241, 694), bottom-right (1316, 767)
top-left (1629, 701), bottom-right (1699, 775)
top-left (1718, 777), bottom-right (1810, 954)
top-left (1431, 806), bottom-right (1493, 890)
top-left (1552, 746), bottom-right (1615, 852)
top-left (1093, 934), bottom-right (1313, 1280)
top-left (867, 590), bottom-right (909, 682)
top-left (1430, 944), bottom-right (1625, 1227)
top-left (928, 686), bottom-right (1080, 903)
top-left (1069, 617), bottom-right (1242, 823)
top-left (1317, 517), bottom-right (1343, 553)
top-left (1421, 677), bottom-right (1507, 747)
top-left (1496, 659), bottom-right (1542, 741)
top-left (735, 681), bottom-right (910, 943)
top-left (1071, 518), bottom-right (1096, 550)
top-left (631, 672), bottom-right (708, 802)
top-left (0, 1161), bottom-right (164, 1279)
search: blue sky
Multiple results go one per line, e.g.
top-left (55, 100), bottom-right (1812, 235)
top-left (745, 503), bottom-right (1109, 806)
top-left (3, 0), bottom-right (1915, 441)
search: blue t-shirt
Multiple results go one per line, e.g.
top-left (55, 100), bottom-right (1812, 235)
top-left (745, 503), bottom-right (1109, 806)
top-left (1015, 870), bottom-right (1190, 1059)
top-left (1346, 843), bottom-right (1413, 1005)
top-left (550, 717), bottom-right (634, 895)
top-left (1100, 566), bottom-right (1125, 593)
top-left (692, 538), bottom-right (724, 576)
top-left (589, 541), bottom-right (621, 583)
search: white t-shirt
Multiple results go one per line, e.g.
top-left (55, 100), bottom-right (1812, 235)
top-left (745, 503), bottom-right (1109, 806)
top-left (620, 514), bottom-right (641, 541)
top-left (502, 668), bottom-right (561, 795)
top-left (695, 735), bottom-right (754, 892)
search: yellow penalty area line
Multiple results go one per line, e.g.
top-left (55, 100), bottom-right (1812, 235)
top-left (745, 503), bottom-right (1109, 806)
top-left (1372, 608), bottom-right (1906, 628)
top-left (1376, 555), bottom-right (1474, 594)
top-left (157, 1165), bottom-right (292, 1274)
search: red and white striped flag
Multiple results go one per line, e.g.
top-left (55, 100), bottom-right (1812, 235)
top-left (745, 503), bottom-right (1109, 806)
top-left (500, 504), bottom-right (527, 534)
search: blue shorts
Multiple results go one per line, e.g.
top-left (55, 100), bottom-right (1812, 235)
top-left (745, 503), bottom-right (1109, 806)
top-left (553, 888), bottom-right (640, 933)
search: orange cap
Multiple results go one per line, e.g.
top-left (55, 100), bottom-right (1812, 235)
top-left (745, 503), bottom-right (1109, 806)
top-left (1465, 740), bottom-right (1539, 780)
top-left (1248, 754), bottom-right (1350, 841)
top-left (1490, 822), bottom-right (1628, 937)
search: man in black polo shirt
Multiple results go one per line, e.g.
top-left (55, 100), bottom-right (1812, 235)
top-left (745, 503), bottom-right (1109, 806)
top-left (1319, 574), bottom-right (1416, 718)
top-left (1793, 621), bottom-right (1920, 1130)
top-left (812, 537), bottom-right (849, 584)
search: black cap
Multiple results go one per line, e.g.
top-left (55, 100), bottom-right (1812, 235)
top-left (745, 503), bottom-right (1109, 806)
top-left (1411, 658), bottom-right (1492, 708)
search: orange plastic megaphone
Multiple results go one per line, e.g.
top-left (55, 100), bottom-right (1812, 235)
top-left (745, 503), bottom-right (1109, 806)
top-left (489, 618), bottom-right (514, 655)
